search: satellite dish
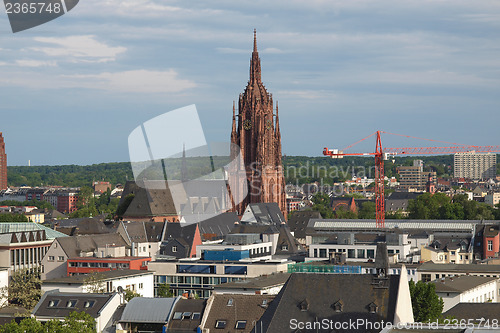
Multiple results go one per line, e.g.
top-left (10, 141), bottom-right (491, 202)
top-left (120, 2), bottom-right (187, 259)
top-left (117, 286), bottom-right (124, 294)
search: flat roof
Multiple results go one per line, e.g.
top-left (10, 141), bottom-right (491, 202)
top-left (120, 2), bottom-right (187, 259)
top-left (214, 272), bottom-right (291, 290)
top-left (43, 269), bottom-right (154, 284)
top-left (68, 256), bottom-right (151, 261)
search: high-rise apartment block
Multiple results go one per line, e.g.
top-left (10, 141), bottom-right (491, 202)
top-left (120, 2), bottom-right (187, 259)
top-left (0, 133), bottom-right (7, 190)
top-left (454, 152), bottom-right (496, 180)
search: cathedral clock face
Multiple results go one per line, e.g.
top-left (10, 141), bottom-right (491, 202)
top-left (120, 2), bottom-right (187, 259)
top-left (266, 119), bottom-right (273, 130)
top-left (243, 119), bottom-right (252, 130)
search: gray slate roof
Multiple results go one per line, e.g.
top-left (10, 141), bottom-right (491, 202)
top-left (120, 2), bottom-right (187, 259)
top-left (255, 273), bottom-right (400, 333)
top-left (120, 297), bottom-right (179, 323)
top-left (57, 233), bottom-right (129, 258)
top-left (32, 291), bottom-right (117, 319)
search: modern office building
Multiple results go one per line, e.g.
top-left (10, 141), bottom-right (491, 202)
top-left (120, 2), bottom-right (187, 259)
top-left (397, 160), bottom-right (436, 192)
top-left (454, 152), bottom-right (496, 180)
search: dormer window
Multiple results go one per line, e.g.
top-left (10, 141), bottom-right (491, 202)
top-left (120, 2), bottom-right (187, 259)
top-left (281, 245), bottom-right (288, 251)
top-left (332, 300), bottom-right (343, 312)
top-left (368, 302), bottom-right (378, 313)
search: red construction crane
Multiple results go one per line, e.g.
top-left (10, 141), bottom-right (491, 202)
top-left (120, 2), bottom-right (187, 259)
top-left (323, 131), bottom-right (500, 228)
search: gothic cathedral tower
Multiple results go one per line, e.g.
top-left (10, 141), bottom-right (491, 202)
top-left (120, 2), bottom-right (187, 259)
top-left (230, 30), bottom-right (286, 216)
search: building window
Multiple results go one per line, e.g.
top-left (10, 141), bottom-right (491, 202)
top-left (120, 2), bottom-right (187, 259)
top-left (48, 256), bottom-right (55, 261)
top-left (58, 256), bottom-right (64, 261)
top-left (422, 274), bottom-right (431, 282)
top-left (235, 321), bottom-right (247, 329)
top-left (66, 300), bottom-right (77, 308)
top-left (84, 301), bottom-right (95, 308)
top-left (281, 245), bottom-right (288, 251)
top-left (139, 283), bottom-right (143, 289)
top-left (215, 320), bottom-right (227, 329)
top-left (488, 241), bottom-right (493, 252)
top-left (48, 300), bottom-right (59, 307)
top-left (348, 249), bottom-right (355, 258)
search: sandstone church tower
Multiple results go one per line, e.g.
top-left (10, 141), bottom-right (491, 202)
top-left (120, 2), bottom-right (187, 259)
top-left (0, 133), bottom-right (7, 191)
top-left (229, 30), bottom-right (286, 216)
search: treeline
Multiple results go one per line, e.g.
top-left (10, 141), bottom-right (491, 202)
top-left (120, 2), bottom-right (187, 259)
top-left (6, 155), bottom-right (500, 188)
top-left (7, 162), bottom-right (133, 187)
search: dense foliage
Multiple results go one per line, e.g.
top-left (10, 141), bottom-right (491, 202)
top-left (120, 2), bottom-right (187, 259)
top-left (0, 268), bottom-right (41, 309)
top-left (0, 200), bottom-right (54, 210)
top-left (0, 312), bottom-right (96, 333)
top-left (408, 193), bottom-right (497, 220)
top-left (7, 163), bottom-right (133, 187)
top-left (0, 213), bottom-right (28, 222)
top-left (68, 187), bottom-right (120, 219)
top-left (409, 280), bottom-right (444, 322)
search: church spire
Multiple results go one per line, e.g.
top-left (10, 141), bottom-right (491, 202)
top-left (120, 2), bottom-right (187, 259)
top-left (249, 29), bottom-right (261, 84)
top-left (253, 28), bottom-right (257, 53)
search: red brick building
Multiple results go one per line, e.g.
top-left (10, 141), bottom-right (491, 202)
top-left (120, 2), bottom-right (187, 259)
top-left (229, 30), bottom-right (286, 216)
top-left (483, 225), bottom-right (499, 259)
top-left (57, 191), bottom-right (79, 214)
top-left (67, 256), bottom-right (151, 276)
top-left (0, 133), bottom-right (7, 190)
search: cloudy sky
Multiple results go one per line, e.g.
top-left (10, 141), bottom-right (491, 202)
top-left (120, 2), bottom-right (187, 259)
top-left (1, 0), bottom-right (500, 165)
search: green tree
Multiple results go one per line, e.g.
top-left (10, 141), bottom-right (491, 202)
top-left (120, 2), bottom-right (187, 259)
top-left (157, 283), bottom-right (174, 298)
top-left (123, 289), bottom-right (141, 302)
top-left (0, 268), bottom-right (41, 309)
top-left (0, 312), bottom-right (96, 332)
top-left (0, 213), bottom-right (29, 222)
top-left (358, 201), bottom-right (376, 219)
top-left (83, 272), bottom-right (105, 293)
top-left (409, 280), bottom-right (444, 322)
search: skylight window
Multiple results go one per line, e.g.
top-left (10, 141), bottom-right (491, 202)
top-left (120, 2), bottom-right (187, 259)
top-left (66, 300), bottom-right (77, 308)
top-left (192, 312), bottom-right (201, 320)
top-left (182, 312), bottom-right (192, 320)
top-left (215, 320), bottom-right (227, 329)
top-left (48, 300), bottom-right (59, 308)
top-left (84, 300), bottom-right (95, 308)
top-left (172, 312), bottom-right (182, 320)
top-left (227, 298), bottom-right (233, 306)
top-left (235, 320), bottom-right (247, 329)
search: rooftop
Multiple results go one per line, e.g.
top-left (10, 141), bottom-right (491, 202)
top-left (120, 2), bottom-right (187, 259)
top-left (430, 275), bottom-right (497, 293)
top-left (42, 269), bottom-right (154, 285)
top-left (214, 272), bottom-right (290, 290)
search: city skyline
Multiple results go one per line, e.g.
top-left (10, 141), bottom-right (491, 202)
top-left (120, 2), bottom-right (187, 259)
top-left (1, 1), bottom-right (500, 166)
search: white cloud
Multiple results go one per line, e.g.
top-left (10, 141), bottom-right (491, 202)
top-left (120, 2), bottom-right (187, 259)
top-left (30, 35), bottom-right (126, 63)
top-left (15, 60), bottom-right (57, 67)
top-left (67, 69), bottom-right (196, 93)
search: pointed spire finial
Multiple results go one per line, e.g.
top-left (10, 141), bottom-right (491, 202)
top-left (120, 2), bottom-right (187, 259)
top-left (253, 29), bottom-right (257, 53)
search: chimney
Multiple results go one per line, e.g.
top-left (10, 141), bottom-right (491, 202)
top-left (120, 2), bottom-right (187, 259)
top-left (375, 242), bottom-right (389, 278)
